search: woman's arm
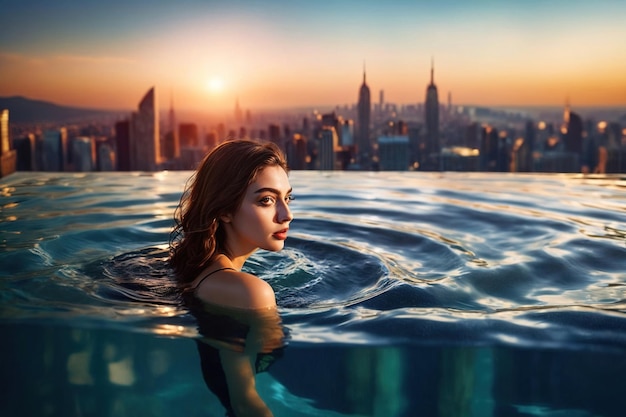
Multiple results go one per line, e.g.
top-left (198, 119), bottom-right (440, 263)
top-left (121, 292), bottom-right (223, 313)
top-left (220, 348), bottom-right (273, 417)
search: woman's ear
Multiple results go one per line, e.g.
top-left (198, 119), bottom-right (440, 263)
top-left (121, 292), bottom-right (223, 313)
top-left (220, 214), bottom-right (232, 223)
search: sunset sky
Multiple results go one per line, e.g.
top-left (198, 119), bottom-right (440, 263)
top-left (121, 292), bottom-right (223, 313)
top-left (1, 0), bottom-right (625, 114)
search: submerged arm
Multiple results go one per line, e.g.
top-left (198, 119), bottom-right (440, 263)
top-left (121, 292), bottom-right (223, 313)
top-left (220, 348), bottom-right (273, 417)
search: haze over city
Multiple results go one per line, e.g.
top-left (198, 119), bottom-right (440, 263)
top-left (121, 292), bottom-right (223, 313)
top-left (1, 0), bottom-right (625, 115)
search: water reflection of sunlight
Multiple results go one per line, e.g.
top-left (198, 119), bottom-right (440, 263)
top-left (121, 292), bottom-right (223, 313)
top-left (152, 324), bottom-right (196, 337)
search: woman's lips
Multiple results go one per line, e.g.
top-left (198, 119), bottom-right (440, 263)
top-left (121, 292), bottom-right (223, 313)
top-left (272, 229), bottom-right (289, 240)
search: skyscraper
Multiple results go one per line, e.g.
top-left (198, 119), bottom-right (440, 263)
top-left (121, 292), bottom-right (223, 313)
top-left (72, 137), bottom-right (95, 172)
top-left (0, 109), bottom-right (16, 178)
top-left (285, 134), bottom-right (308, 170)
top-left (425, 59), bottom-right (440, 162)
top-left (115, 120), bottom-right (131, 171)
top-left (13, 134), bottom-right (36, 171)
top-left (164, 93), bottom-right (180, 161)
top-left (179, 123), bottom-right (199, 148)
top-left (378, 135), bottom-right (410, 170)
top-left (130, 87), bottom-right (160, 171)
top-left (318, 126), bottom-right (338, 170)
top-left (357, 66), bottom-right (371, 166)
top-left (41, 128), bottom-right (68, 171)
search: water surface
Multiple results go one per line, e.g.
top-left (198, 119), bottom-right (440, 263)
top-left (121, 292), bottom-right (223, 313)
top-left (1, 171), bottom-right (625, 417)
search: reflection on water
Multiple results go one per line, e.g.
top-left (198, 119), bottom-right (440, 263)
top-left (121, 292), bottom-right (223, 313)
top-left (1, 171), bottom-right (625, 416)
top-left (3, 323), bottom-right (624, 417)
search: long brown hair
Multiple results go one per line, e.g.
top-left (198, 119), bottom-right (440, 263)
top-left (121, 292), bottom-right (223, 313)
top-left (169, 139), bottom-right (288, 284)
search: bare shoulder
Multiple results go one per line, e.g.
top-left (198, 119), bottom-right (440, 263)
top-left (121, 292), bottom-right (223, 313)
top-left (195, 270), bottom-right (276, 310)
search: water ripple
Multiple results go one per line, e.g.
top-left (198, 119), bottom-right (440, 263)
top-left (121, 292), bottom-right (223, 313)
top-left (1, 171), bottom-right (625, 351)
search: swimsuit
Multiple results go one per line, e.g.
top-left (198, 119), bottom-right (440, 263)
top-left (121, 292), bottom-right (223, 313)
top-left (182, 267), bottom-right (284, 414)
top-left (191, 266), bottom-right (236, 291)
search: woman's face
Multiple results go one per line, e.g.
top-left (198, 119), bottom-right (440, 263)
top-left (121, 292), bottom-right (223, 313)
top-left (223, 165), bottom-right (293, 256)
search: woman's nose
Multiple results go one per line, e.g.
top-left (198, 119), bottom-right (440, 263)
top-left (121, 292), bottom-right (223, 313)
top-left (278, 201), bottom-right (293, 223)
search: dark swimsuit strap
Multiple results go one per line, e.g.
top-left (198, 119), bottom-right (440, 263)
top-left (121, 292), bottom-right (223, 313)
top-left (193, 266), bottom-right (236, 290)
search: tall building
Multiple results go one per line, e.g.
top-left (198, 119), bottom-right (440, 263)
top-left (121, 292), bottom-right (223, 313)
top-left (41, 128), bottom-right (68, 171)
top-left (321, 112), bottom-right (342, 145)
top-left (480, 126), bottom-right (499, 171)
top-left (565, 112), bottom-right (583, 155)
top-left (318, 126), bottom-right (338, 170)
top-left (357, 66), bottom-right (371, 165)
top-left (13, 134), bottom-right (36, 171)
top-left (1, 109), bottom-right (9, 155)
top-left (164, 93), bottom-right (180, 161)
top-left (378, 135), bottom-right (410, 170)
top-left (130, 87), bottom-right (160, 171)
top-left (115, 120), bottom-right (131, 171)
top-left (0, 109), bottom-right (16, 178)
top-left (268, 123), bottom-right (281, 146)
top-left (285, 134), bottom-right (308, 170)
top-left (424, 59), bottom-right (440, 159)
top-left (72, 137), bottom-right (95, 172)
top-left (97, 140), bottom-right (116, 171)
top-left (341, 120), bottom-right (354, 147)
top-left (517, 120), bottom-right (536, 172)
top-left (179, 123), bottom-right (199, 148)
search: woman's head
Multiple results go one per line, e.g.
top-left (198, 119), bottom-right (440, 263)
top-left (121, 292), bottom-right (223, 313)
top-left (170, 139), bottom-right (289, 283)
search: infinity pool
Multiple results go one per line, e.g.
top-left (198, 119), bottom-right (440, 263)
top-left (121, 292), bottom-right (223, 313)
top-left (1, 171), bottom-right (625, 416)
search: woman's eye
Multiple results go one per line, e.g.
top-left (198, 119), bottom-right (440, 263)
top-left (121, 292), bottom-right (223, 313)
top-left (286, 195), bottom-right (294, 204)
top-left (259, 196), bottom-right (275, 205)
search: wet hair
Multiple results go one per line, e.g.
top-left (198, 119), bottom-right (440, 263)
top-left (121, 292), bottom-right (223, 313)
top-left (169, 139), bottom-right (288, 284)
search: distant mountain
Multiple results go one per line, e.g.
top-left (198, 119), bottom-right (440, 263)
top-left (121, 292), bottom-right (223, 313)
top-left (0, 96), bottom-right (123, 124)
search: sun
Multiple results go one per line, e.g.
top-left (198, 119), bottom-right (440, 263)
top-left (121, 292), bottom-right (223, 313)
top-left (207, 77), bottom-right (225, 93)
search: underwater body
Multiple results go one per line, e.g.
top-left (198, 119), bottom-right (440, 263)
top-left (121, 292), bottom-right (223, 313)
top-left (1, 171), bottom-right (625, 417)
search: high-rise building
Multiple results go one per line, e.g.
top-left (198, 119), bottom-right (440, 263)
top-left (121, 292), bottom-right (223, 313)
top-left (321, 112), bottom-right (343, 146)
top-left (516, 120), bottom-right (536, 172)
top-left (130, 87), bottom-right (160, 171)
top-left (179, 123), bottom-right (199, 148)
top-left (285, 134), bottom-right (308, 170)
top-left (72, 137), bottom-right (95, 172)
top-left (357, 66), bottom-right (371, 165)
top-left (0, 109), bottom-right (16, 178)
top-left (165, 94), bottom-right (180, 160)
top-left (407, 123), bottom-right (421, 168)
top-left (41, 128), bottom-right (68, 171)
top-left (206, 131), bottom-right (218, 150)
top-left (425, 59), bottom-right (440, 159)
top-left (268, 123), bottom-right (281, 146)
top-left (115, 120), bottom-right (131, 171)
top-left (565, 112), bottom-right (583, 155)
top-left (97, 140), bottom-right (116, 171)
top-left (13, 134), bottom-right (36, 171)
top-left (1, 109), bottom-right (9, 155)
top-left (378, 135), bottom-right (410, 170)
top-left (480, 126), bottom-right (499, 171)
top-left (341, 120), bottom-right (354, 147)
top-left (318, 126), bottom-right (338, 170)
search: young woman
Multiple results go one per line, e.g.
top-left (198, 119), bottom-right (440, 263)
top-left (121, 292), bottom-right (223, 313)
top-left (170, 139), bottom-right (293, 417)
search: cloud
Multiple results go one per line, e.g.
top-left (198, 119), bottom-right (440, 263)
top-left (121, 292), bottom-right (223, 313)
top-left (0, 52), bottom-right (45, 66)
top-left (53, 54), bottom-right (136, 65)
top-left (0, 52), bottom-right (135, 67)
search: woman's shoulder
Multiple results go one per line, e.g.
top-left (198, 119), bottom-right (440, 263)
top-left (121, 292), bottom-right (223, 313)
top-left (195, 269), bottom-right (276, 310)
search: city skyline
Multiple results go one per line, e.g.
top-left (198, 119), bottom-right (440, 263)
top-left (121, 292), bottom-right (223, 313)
top-left (1, 0), bottom-right (626, 115)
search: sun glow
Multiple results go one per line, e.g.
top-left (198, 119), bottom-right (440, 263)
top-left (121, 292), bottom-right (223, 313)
top-left (206, 77), bottom-right (225, 93)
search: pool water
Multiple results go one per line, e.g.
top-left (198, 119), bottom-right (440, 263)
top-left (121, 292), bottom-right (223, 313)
top-left (1, 171), bottom-right (625, 417)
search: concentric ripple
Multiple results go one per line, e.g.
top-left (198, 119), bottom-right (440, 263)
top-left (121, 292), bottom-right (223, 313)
top-left (1, 171), bottom-right (625, 350)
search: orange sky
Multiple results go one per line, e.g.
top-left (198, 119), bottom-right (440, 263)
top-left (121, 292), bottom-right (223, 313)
top-left (1, 1), bottom-right (625, 112)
